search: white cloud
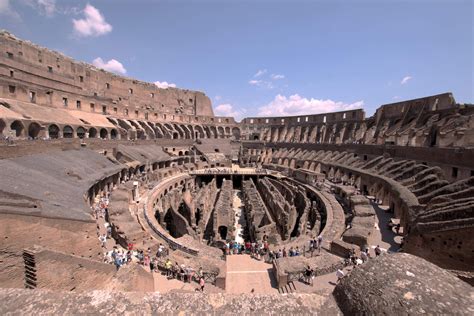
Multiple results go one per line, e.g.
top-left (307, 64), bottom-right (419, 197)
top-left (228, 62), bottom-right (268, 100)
top-left (393, 96), bottom-right (401, 100)
top-left (271, 74), bottom-right (285, 80)
top-left (254, 69), bottom-right (267, 77)
top-left (37, 0), bottom-right (56, 16)
top-left (214, 95), bottom-right (222, 101)
top-left (73, 4), bottom-right (112, 37)
top-left (401, 76), bottom-right (412, 85)
top-left (92, 57), bottom-right (126, 74)
top-left (154, 81), bottom-right (176, 89)
top-left (258, 94), bottom-right (364, 116)
top-left (249, 79), bottom-right (262, 85)
top-left (248, 79), bottom-right (274, 89)
top-left (214, 103), bottom-right (245, 120)
top-left (0, 0), bottom-right (20, 19)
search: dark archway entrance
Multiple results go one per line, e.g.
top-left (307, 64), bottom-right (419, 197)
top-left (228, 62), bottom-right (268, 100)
top-left (100, 128), bottom-right (108, 139)
top-left (218, 226), bottom-right (228, 240)
top-left (76, 127), bottom-right (86, 139)
top-left (63, 125), bottom-right (73, 138)
top-left (0, 119), bottom-right (6, 135)
top-left (89, 127), bottom-right (97, 138)
top-left (28, 122), bottom-right (41, 139)
top-left (48, 124), bottom-right (59, 139)
top-left (111, 129), bottom-right (118, 139)
top-left (10, 120), bottom-right (24, 137)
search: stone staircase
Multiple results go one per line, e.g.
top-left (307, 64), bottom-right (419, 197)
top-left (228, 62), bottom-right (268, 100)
top-left (23, 249), bottom-right (37, 289)
top-left (278, 281), bottom-right (296, 294)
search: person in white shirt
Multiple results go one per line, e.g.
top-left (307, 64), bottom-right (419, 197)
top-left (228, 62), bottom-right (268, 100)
top-left (336, 269), bottom-right (345, 282)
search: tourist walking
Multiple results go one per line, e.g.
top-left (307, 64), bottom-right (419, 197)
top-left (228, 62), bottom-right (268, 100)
top-left (336, 269), bottom-right (345, 282)
top-left (199, 277), bottom-right (205, 292)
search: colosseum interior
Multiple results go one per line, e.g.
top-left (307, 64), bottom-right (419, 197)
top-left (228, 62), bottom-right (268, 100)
top-left (0, 30), bottom-right (473, 314)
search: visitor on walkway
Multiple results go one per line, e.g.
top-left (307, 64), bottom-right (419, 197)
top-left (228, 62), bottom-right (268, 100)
top-left (317, 235), bottom-right (323, 253)
top-left (375, 245), bottom-right (382, 256)
top-left (199, 277), bottom-right (205, 292)
top-left (361, 249), bottom-right (369, 263)
top-left (305, 265), bottom-right (314, 285)
top-left (336, 269), bottom-right (345, 282)
top-left (99, 234), bottom-right (107, 248)
top-left (165, 259), bottom-right (173, 277)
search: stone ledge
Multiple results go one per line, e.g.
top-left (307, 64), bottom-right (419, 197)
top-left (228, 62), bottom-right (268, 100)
top-left (0, 288), bottom-right (341, 315)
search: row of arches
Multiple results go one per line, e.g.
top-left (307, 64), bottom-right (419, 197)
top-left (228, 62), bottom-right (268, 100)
top-left (0, 119), bottom-right (118, 140)
top-left (108, 117), bottom-right (241, 141)
top-left (1, 118), bottom-right (242, 142)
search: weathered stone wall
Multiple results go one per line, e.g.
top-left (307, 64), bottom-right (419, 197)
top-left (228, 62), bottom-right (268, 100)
top-left (29, 247), bottom-right (154, 292)
top-left (240, 93), bottom-right (474, 149)
top-left (256, 177), bottom-right (295, 240)
top-left (333, 253), bottom-right (474, 315)
top-left (0, 31), bottom-right (213, 118)
top-left (213, 179), bottom-right (234, 241)
top-left (0, 288), bottom-right (342, 315)
top-left (242, 179), bottom-right (278, 243)
top-left (0, 214), bottom-right (101, 289)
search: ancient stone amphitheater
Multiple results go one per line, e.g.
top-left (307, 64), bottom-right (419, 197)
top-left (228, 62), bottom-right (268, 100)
top-left (0, 31), bottom-right (473, 314)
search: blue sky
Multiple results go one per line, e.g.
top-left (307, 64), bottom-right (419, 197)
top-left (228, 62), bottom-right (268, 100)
top-left (1, 0), bottom-right (472, 120)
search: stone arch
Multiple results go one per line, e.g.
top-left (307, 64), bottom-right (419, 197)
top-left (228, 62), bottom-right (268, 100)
top-left (210, 126), bottom-right (218, 139)
top-left (156, 123), bottom-right (169, 138)
top-left (232, 127), bottom-right (241, 140)
top-left (28, 122), bottom-right (41, 139)
top-left (138, 121), bottom-right (156, 139)
top-left (225, 126), bottom-right (230, 135)
top-left (63, 125), bottom-right (74, 138)
top-left (0, 119), bottom-right (6, 135)
top-left (217, 126), bottom-right (225, 138)
top-left (187, 125), bottom-right (195, 139)
top-left (100, 128), bottom-right (108, 139)
top-left (218, 226), bottom-right (228, 240)
top-left (76, 126), bottom-right (86, 139)
top-left (173, 124), bottom-right (185, 139)
top-left (203, 126), bottom-right (211, 138)
top-left (10, 120), bottom-right (25, 137)
top-left (195, 125), bottom-right (205, 139)
top-left (110, 129), bottom-right (118, 139)
top-left (180, 124), bottom-right (191, 139)
top-left (89, 127), bottom-right (97, 138)
top-left (48, 124), bottom-right (60, 139)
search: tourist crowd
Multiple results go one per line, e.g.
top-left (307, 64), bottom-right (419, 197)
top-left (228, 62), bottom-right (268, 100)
top-left (92, 192), bottom-right (209, 291)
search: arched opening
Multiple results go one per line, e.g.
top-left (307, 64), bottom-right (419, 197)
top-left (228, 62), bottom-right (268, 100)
top-left (253, 135), bottom-right (259, 140)
top-left (232, 127), bottom-right (241, 140)
top-left (100, 128), bottom-right (108, 139)
top-left (217, 126), bottom-right (225, 138)
top-left (10, 120), bottom-right (24, 137)
top-left (63, 125), bottom-right (73, 138)
top-left (195, 208), bottom-right (202, 226)
top-left (0, 119), bottom-right (6, 136)
top-left (48, 124), bottom-right (59, 139)
top-left (218, 226), bottom-right (228, 240)
top-left (28, 122), bottom-right (41, 139)
top-left (88, 127), bottom-right (97, 138)
top-left (164, 209), bottom-right (184, 238)
top-left (429, 127), bottom-right (438, 147)
top-left (172, 132), bottom-right (179, 139)
top-left (76, 126), bottom-right (86, 139)
top-left (111, 129), bottom-right (118, 139)
top-left (195, 126), bottom-right (205, 139)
